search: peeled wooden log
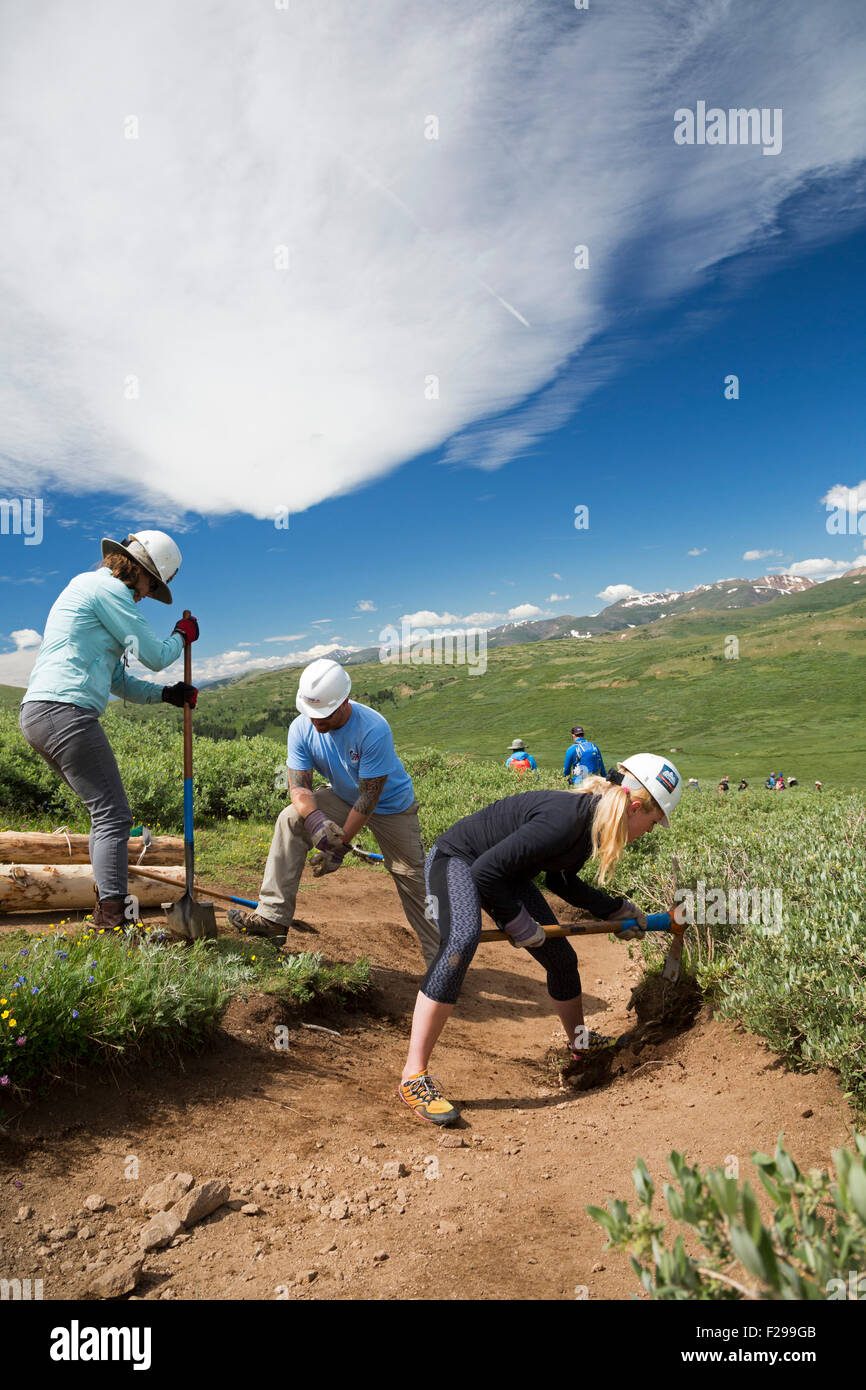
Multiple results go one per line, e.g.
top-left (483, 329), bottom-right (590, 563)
top-left (0, 831), bottom-right (184, 866)
top-left (0, 864), bottom-right (186, 913)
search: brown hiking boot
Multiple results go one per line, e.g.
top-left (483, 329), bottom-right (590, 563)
top-left (226, 907), bottom-right (286, 942)
top-left (91, 896), bottom-right (128, 930)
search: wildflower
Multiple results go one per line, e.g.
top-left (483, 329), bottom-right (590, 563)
top-left (72, 1010), bottom-right (79, 1019)
top-left (15, 1036), bottom-right (25, 1046)
top-left (1, 1011), bottom-right (8, 1019)
top-left (9, 1019), bottom-right (17, 1028)
top-left (0, 1076), bottom-right (8, 1086)
top-left (20, 948), bottom-right (28, 956)
top-left (88, 976), bottom-right (95, 983)
top-left (31, 986), bottom-right (39, 995)
top-left (0, 998), bottom-right (5, 1005)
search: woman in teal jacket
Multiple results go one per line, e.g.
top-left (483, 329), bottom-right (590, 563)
top-left (19, 532), bottom-right (200, 928)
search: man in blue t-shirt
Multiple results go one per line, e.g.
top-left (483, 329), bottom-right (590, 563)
top-left (228, 658), bottom-right (438, 967)
top-left (562, 725), bottom-right (606, 787)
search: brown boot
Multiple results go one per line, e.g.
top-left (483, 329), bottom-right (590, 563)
top-left (91, 896), bottom-right (128, 929)
top-left (226, 908), bottom-right (286, 942)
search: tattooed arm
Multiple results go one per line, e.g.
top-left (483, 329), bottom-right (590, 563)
top-left (340, 774), bottom-right (388, 845)
top-left (287, 767), bottom-right (316, 819)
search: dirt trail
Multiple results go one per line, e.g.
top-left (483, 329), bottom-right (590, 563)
top-left (0, 867), bottom-right (854, 1301)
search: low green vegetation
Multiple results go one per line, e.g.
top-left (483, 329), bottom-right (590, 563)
top-left (589, 1134), bottom-right (866, 1300)
top-left (0, 925), bottom-right (369, 1103)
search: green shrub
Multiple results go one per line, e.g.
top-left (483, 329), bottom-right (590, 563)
top-left (588, 1134), bottom-right (866, 1300)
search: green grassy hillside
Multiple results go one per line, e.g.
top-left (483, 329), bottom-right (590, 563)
top-left (4, 573), bottom-right (863, 786)
top-left (176, 579), bottom-right (866, 786)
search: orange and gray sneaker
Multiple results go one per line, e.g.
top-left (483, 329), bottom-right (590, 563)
top-left (568, 1029), bottom-right (623, 1062)
top-left (398, 1070), bottom-right (459, 1126)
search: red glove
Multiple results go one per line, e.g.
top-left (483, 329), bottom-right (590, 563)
top-left (173, 616), bottom-right (199, 644)
top-left (162, 682), bottom-right (198, 708)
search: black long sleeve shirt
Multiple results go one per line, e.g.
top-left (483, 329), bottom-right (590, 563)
top-left (434, 789), bottom-right (623, 925)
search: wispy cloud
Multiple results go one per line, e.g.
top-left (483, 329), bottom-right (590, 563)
top-left (744, 548), bottom-right (782, 560)
top-left (355, 600), bottom-right (377, 612)
top-left (688, 547), bottom-right (707, 556)
top-left (548, 592), bottom-right (570, 602)
top-left (1, 3), bottom-right (864, 517)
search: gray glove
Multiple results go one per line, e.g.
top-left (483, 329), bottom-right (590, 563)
top-left (501, 905), bottom-right (547, 950)
top-left (304, 809), bottom-right (347, 855)
top-left (309, 847), bottom-right (348, 878)
top-left (607, 897), bottom-right (648, 940)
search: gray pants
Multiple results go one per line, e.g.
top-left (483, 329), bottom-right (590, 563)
top-left (258, 787), bottom-right (440, 968)
top-left (19, 700), bottom-right (132, 899)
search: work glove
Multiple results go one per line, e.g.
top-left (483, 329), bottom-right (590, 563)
top-left (173, 615), bottom-right (200, 644)
top-left (500, 905), bottom-right (547, 950)
top-left (309, 846), bottom-right (349, 877)
top-left (607, 897), bottom-right (648, 940)
top-left (162, 682), bottom-right (198, 708)
top-left (304, 809), bottom-right (348, 855)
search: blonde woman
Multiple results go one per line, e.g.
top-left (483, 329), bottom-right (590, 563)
top-left (397, 755), bottom-right (682, 1126)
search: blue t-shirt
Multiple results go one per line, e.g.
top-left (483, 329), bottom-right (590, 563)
top-left (286, 702), bottom-right (415, 815)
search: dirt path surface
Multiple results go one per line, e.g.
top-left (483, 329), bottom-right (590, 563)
top-left (0, 868), bottom-right (854, 1301)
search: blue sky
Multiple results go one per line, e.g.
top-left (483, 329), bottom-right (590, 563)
top-left (2, 1), bottom-right (866, 685)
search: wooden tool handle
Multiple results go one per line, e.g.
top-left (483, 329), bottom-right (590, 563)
top-left (128, 863), bottom-right (232, 907)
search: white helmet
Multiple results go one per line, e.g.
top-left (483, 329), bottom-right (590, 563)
top-left (101, 530), bottom-right (182, 605)
top-left (296, 658), bottom-right (351, 719)
top-left (620, 754), bottom-right (682, 827)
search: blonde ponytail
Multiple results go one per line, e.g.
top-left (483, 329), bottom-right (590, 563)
top-left (573, 774), bottom-right (657, 884)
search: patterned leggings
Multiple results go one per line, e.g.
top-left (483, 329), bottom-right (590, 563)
top-left (422, 847), bottom-right (582, 1005)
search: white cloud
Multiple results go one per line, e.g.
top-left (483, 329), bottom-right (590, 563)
top-left (743, 548), bottom-right (782, 560)
top-left (687, 547), bottom-right (707, 556)
top-left (773, 555), bottom-right (861, 579)
top-left (310, 619), bottom-right (332, 626)
top-left (263, 633), bottom-right (307, 643)
top-left (548, 592), bottom-right (570, 602)
top-left (821, 480), bottom-right (866, 511)
top-left (399, 601), bottom-right (548, 628)
top-left (552, 573), bottom-right (562, 580)
top-left (0, 629), bottom-right (42, 686)
top-left (356, 600), bottom-right (376, 612)
top-left (596, 584), bottom-right (643, 604)
top-left (2, 3), bottom-right (864, 514)
top-left (10, 629), bottom-right (42, 649)
top-left (133, 640), bottom-right (364, 686)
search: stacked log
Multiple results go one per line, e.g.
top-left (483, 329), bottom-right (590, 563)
top-left (0, 832), bottom-right (184, 865)
top-left (0, 832), bottom-right (186, 913)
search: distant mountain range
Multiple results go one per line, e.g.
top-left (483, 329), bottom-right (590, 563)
top-left (232, 574), bottom-right (814, 680)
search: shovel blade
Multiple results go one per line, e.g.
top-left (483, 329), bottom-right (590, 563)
top-left (662, 932), bottom-right (684, 983)
top-left (162, 894), bottom-right (218, 941)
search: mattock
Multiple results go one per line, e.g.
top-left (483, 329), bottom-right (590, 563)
top-left (662, 853), bottom-right (687, 983)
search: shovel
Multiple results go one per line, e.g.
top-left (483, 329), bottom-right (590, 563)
top-left (162, 611), bottom-right (217, 941)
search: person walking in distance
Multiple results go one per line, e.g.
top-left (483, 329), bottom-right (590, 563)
top-left (505, 739), bottom-right (538, 775)
top-left (563, 725), bottom-right (605, 787)
top-left (19, 532), bottom-right (198, 929)
top-left (228, 659), bottom-right (439, 967)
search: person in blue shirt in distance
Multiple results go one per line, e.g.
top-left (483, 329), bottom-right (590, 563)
top-left (563, 725), bottom-right (605, 787)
